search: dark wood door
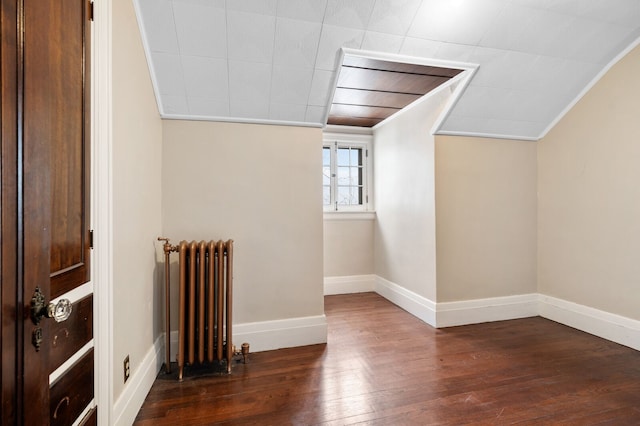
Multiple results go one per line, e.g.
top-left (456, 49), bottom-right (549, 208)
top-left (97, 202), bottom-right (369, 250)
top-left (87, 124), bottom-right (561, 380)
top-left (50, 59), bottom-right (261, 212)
top-left (1, 0), bottom-right (94, 424)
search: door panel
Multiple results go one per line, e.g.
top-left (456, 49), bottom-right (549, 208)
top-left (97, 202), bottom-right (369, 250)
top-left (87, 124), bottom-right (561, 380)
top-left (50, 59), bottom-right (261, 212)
top-left (49, 349), bottom-right (94, 426)
top-left (49, 295), bottom-right (93, 373)
top-left (37, 0), bottom-right (91, 300)
top-left (79, 408), bottom-right (97, 426)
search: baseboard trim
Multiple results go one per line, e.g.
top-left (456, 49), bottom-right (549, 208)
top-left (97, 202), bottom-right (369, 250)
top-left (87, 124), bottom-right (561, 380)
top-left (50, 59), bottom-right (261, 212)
top-left (113, 334), bottom-right (164, 426)
top-left (166, 314), bottom-right (328, 361)
top-left (233, 315), bottom-right (328, 352)
top-left (539, 295), bottom-right (640, 351)
top-left (370, 274), bottom-right (640, 351)
top-left (324, 275), bottom-right (376, 295)
top-left (374, 275), bottom-right (437, 327)
top-left (436, 293), bottom-right (539, 328)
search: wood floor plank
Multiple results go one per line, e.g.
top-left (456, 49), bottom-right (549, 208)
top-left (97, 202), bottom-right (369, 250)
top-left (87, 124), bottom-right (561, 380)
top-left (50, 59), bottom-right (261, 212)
top-left (135, 293), bottom-right (640, 425)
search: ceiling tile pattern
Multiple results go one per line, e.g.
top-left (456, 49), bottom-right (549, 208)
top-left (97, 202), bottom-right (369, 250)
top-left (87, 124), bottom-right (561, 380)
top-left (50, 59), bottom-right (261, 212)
top-left (137, 0), bottom-right (640, 139)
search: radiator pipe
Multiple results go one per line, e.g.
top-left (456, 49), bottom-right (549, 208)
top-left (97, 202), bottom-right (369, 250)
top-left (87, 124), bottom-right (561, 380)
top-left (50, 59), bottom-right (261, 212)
top-left (158, 237), bottom-right (178, 374)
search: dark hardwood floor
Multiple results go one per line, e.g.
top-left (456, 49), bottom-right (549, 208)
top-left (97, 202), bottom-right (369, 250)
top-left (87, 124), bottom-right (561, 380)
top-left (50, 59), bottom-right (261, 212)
top-left (134, 293), bottom-right (640, 425)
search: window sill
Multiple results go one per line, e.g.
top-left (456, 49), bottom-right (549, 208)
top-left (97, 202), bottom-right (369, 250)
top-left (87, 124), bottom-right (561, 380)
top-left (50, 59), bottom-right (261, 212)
top-left (323, 211), bottom-right (376, 221)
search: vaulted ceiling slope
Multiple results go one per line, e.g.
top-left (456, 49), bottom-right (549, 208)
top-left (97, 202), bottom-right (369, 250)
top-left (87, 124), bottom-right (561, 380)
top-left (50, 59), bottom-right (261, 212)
top-left (136, 0), bottom-right (640, 141)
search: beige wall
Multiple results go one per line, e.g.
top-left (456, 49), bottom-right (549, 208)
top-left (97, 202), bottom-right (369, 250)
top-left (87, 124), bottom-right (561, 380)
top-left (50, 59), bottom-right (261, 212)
top-left (434, 136), bottom-right (538, 302)
top-left (162, 120), bottom-right (325, 324)
top-left (538, 44), bottom-right (640, 320)
top-left (112, 0), bottom-right (163, 401)
top-left (373, 91), bottom-right (451, 301)
top-left (323, 218), bottom-right (374, 277)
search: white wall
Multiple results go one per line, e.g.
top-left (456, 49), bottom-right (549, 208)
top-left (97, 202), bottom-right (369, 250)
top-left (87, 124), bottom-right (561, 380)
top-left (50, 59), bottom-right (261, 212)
top-left (162, 120), bottom-right (325, 325)
top-left (435, 135), bottom-right (538, 302)
top-left (538, 44), bottom-right (640, 321)
top-left (112, 0), bottom-right (163, 403)
top-left (372, 91), bottom-right (451, 302)
top-left (323, 218), bottom-right (374, 277)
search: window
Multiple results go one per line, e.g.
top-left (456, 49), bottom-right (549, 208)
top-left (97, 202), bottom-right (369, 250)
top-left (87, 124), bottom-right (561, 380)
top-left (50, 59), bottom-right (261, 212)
top-left (323, 141), bottom-right (369, 211)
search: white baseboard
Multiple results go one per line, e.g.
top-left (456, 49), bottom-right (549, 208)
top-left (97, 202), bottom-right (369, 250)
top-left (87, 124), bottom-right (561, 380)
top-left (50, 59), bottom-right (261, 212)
top-left (374, 275), bottom-right (437, 327)
top-left (233, 315), bottom-right (328, 352)
top-left (113, 334), bottom-right (164, 426)
top-left (324, 275), bottom-right (376, 295)
top-left (370, 274), bottom-right (640, 351)
top-left (166, 314), bottom-right (328, 361)
top-left (539, 295), bottom-right (640, 351)
top-left (436, 293), bottom-right (539, 328)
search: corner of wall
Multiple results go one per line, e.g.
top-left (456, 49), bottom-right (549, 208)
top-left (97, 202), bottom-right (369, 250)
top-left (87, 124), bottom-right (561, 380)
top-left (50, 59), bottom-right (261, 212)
top-left (112, 336), bottom-right (164, 426)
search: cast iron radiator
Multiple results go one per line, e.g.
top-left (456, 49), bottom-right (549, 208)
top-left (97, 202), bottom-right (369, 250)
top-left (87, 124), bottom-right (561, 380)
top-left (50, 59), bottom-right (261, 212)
top-left (158, 238), bottom-right (249, 380)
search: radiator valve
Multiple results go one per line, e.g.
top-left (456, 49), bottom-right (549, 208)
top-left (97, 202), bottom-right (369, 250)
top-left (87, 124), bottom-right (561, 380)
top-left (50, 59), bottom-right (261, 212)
top-left (233, 342), bottom-right (250, 364)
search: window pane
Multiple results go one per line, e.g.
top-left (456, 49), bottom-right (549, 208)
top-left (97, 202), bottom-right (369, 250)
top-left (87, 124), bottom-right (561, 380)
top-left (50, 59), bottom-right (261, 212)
top-left (337, 186), bottom-right (353, 205)
top-left (323, 147), bottom-right (331, 206)
top-left (337, 148), bottom-right (350, 166)
top-left (337, 166), bottom-right (362, 186)
top-left (322, 147), bottom-right (331, 166)
top-left (338, 186), bottom-right (363, 205)
top-left (323, 166), bottom-right (331, 185)
top-left (350, 167), bottom-right (359, 185)
top-left (350, 148), bottom-right (361, 165)
top-left (337, 166), bottom-right (351, 185)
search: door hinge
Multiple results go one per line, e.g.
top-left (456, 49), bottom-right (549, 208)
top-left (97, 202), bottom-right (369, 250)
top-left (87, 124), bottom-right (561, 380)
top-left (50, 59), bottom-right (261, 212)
top-left (88, 1), bottom-right (94, 21)
top-left (89, 230), bottom-right (94, 249)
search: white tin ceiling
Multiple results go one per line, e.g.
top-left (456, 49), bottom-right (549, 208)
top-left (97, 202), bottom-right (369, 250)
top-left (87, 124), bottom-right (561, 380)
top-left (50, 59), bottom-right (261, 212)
top-left (135, 0), bottom-right (640, 140)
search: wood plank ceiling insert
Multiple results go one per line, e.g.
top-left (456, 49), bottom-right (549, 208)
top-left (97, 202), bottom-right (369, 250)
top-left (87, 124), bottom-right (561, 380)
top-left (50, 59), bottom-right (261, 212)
top-left (327, 56), bottom-right (464, 128)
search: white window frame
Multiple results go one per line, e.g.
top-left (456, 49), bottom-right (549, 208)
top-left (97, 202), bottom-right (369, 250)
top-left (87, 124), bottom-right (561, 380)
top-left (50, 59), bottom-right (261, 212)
top-left (323, 132), bottom-right (373, 212)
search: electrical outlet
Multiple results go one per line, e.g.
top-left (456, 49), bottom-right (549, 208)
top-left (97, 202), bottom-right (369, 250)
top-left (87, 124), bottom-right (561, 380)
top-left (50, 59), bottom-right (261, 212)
top-left (123, 355), bottom-right (130, 383)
